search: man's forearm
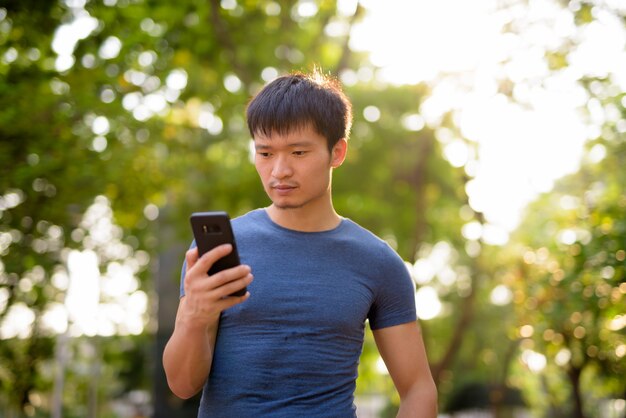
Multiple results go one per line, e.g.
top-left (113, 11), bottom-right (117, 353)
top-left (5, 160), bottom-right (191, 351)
top-left (396, 381), bottom-right (438, 418)
top-left (163, 320), bottom-right (217, 399)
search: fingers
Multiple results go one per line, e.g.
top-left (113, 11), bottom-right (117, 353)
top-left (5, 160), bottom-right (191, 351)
top-left (184, 243), bottom-right (252, 297)
top-left (213, 291), bottom-right (251, 312)
top-left (188, 244), bottom-right (250, 287)
top-left (209, 264), bottom-right (251, 288)
top-left (182, 272), bottom-right (252, 324)
top-left (191, 244), bottom-right (233, 276)
top-left (210, 271), bottom-right (253, 300)
top-left (185, 247), bottom-right (199, 270)
top-left (185, 244), bottom-right (231, 284)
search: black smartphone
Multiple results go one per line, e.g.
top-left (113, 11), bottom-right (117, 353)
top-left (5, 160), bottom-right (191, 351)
top-left (189, 211), bottom-right (246, 297)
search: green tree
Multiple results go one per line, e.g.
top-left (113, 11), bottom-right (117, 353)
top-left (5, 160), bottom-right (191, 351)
top-left (1, 0), bottom-right (467, 415)
top-left (508, 122), bottom-right (626, 417)
top-left (3, 0), bottom-right (623, 417)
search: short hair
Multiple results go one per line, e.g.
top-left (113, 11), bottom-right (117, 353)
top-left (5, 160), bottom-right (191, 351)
top-left (246, 70), bottom-right (352, 152)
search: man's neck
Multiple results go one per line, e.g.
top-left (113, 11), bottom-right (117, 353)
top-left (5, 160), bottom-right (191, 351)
top-left (265, 204), bottom-right (342, 232)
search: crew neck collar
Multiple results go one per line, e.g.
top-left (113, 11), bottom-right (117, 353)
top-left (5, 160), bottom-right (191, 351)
top-left (258, 208), bottom-right (347, 235)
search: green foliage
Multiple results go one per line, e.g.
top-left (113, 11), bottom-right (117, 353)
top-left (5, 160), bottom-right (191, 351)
top-left (1, 0), bottom-right (625, 417)
top-left (336, 84), bottom-right (468, 262)
top-left (506, 104), bottom-right (626, 414)
top-left (2, 0), bottom-right (458, 415)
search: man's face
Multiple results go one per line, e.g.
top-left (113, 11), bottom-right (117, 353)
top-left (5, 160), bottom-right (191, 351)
top-left (253, 125), bottom-right (345, 211)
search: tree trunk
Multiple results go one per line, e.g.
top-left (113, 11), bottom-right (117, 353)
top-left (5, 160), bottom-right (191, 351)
top-left (492, 339), bottom-right (521, 418)
top-left (430, 285), bottom-right (475, 385)
top-left (208, 0), bottom-right (251, 85)
top-left (88, 337), bottom-right (101, 418)
top-left (408, 134), bottom-right (434, 262)
top-left (51, 331), bottom-right (70, 418)
top-left (568, 365), bottom-right (586, 418)
top-left (332, 1), bottom-right (366, 76)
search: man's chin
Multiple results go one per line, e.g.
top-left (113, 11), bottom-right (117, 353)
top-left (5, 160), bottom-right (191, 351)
top-left (273, 202), bottom-right (304, 210)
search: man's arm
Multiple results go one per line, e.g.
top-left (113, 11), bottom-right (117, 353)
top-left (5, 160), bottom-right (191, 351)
top-left (162, 244), bottom-right (253, 399)
top-left (162, 297), bottom-right (219, 399)
top-left (373, 321), bottom-right (437, 418)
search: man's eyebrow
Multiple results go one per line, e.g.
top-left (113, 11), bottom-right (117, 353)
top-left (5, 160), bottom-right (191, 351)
top-left (287, 141), bottom-right (314, 148)
top-left (254, 141), bottom-right (314, 150)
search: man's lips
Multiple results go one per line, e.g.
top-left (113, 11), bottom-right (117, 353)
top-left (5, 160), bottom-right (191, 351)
top-left (270, 183), bottom-right (297, 194)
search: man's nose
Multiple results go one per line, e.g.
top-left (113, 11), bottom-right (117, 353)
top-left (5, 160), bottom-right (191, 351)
top-left (271, 155), bottom-right (293, 179)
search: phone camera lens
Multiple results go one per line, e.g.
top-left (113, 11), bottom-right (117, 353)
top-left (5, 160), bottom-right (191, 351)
top-left (203, 224), bottom-right (221, 234)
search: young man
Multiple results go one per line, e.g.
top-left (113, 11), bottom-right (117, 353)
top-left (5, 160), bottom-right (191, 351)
top-left (163, 71), bottom-right (437, 417)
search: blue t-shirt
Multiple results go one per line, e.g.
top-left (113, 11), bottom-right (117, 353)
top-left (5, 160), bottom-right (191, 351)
top-left (180, 209), bottom-right (416, 417)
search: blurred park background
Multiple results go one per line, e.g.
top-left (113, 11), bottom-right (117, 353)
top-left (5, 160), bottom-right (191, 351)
top-left (0, 0), bottom-right (625, 417)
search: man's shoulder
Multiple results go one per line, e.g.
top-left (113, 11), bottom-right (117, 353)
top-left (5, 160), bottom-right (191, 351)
top-left (339, 219), bottom-right (401, 260)
top-left (341, 218), bottom-right (387, 246)
top-left (338, 220), bottom-right (412, 293)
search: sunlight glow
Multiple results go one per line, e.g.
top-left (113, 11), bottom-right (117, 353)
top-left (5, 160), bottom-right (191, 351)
top-left (199, 107), bottom-right (224, 136)
top-left (91, 115), bottom-right (110, 135)
top-left (41, 302), bottom-right (69, 335)
top-left (401, 113), bottom-right (425, 132)
top-left (458, 92), bottom-right (587, 231)
top-left (415, 286), bottom-right (442, 320)
top-left (117, 68), bottom-right (186, 122)
top-left (443, 140), bottom-right (469, 168)
top-left (555, 348), bottom-right (572, 366)
top-left (224, 73), bottom-right (243, 93)
top-left (52, 13), bottom-right (98, 72)
top-left (375, 356), bottom-right (389, 375)
top-left (0, 197), bottom-right (150, 340)
top-left (568, 11), bottom-right (626, 81)
top-left (490, 284), bottom-right (513, 306)
top-left (362, 106), bottom-right (380, 122)
top-left (294, 0), bottom-right (318, 19)
top-left (166, 69), bottom-right (188, 89)
top-left (351, 0), bottom-right (626, 238)
top-left (608, 315), bottom-right (626, 332)
top-left (351, 0), bottom-right (498, 84)
top-left (98, 36), bottom-right (122, 60)
top-left (0, 303), bottom-right (35, 339)
top-left (522, 349), bottom-right (547, 373)
top-left (67, 249), bottom-right (100, 336)
top-left (411, 241), bottom-right (458, 287)
top-left (0, 286), bottom-right (8, 312)
top-left (261, 67), bottom-right (279, 82)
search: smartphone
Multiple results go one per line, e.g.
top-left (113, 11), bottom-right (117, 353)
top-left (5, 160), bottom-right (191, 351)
top-left (189, 211), bottom-right (246, 297)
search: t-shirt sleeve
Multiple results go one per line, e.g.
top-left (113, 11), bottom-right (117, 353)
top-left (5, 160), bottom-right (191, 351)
top-left (367, 249), bottom-right (417, 330)
top-left (179, 240), bottom-right (197, 298)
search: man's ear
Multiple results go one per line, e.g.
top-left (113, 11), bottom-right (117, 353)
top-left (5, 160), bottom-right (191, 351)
top-left (331, 138), bottom-right (348, 168)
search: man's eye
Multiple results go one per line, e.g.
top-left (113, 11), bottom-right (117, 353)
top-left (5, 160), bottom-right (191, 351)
top-left (293, 151), bottom-right (306, 156)
top-left (258, 152), bottom-right (271, 157)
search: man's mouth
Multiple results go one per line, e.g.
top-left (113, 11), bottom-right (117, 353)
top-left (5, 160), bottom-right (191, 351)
top-left (271, 183), bottom-right (297, 194)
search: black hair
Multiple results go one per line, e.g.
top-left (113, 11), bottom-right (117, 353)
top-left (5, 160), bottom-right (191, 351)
top-left (246, 70), bottom-right (352, 152)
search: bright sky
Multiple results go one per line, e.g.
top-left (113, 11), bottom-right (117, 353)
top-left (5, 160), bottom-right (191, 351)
top-left (350, 0), bottom-right (626, 243)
